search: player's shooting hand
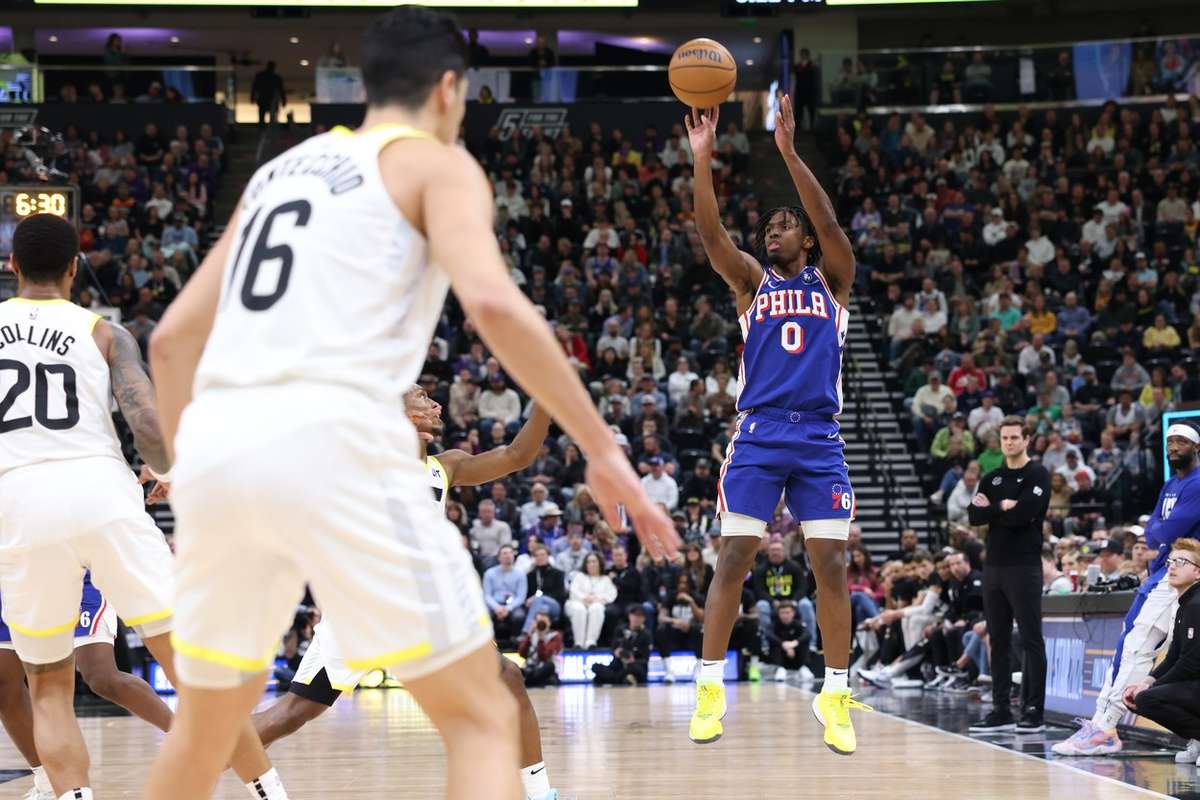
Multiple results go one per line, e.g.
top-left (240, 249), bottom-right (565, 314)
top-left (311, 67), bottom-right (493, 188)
top-left (684, 106), bottom-right (719, 160)
top-left (774, 94), bottom-right (798, 157)
top-left (586, 447), bottom-right (680, 561)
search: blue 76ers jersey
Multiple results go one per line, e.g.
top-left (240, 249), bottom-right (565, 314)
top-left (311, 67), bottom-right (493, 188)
top-left (736, 266), bottom-right (848, 416)
top-left (1145, 469), bottom-right (1200, 573)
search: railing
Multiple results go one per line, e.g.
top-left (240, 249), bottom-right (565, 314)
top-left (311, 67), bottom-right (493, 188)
top-left (3, 62), bottom-right (237, 106)
top-left (811, 32), bottom-right (1200, 111)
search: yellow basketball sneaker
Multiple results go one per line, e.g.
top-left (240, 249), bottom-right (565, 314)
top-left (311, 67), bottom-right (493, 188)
top-left (689, 680), bottom-right (727, 744)
top-left (811, 689), bottom-right (872, 755)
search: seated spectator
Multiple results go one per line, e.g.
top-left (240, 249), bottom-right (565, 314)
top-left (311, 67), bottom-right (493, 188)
top-left (656, 574), bottom-right (705, 676)
top-left (483, 545), bottom-right (527, 643)
top-left (1110, 350), bottom-right (1151, 394)
top-left (565, 553), bottom-right (616, 649)
top-left (1143, 314), bottom-right (1182, 357)
top-left (554, 527), bottom-right (592, 580)
top-left (947, 462), bottom-right (982, 524)
top-left (523, 544), bottom-right (567, 634)
top-left (517, 610), bottom-right (564, 688)
top-left (765, 600), bottom-right (812, 682)
top-left (591, 606), bottom-right (652, 686)
top-left (754, 540), bottom-right (813, 638)
top-left (470, 499), bottom-right (513, 568)
top-left (519, 483), bottom-right (554, 530)
top-left (640, 456), bottom-right (679, 510)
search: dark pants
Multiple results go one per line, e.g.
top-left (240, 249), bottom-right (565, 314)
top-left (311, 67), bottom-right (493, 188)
top-left (656, 623), bottom-right (702, 659)
top-left (1134, 680), bottom-right (1200, 740)
top-left (768, 631), bottom-right (812, 670)
top-left (592, 657), bottom-right (648, 685)
top-left (523, 660), bottom-right (558, 688)
top-left (984, 563), bottom-right (1046, 717)
top-left (929, 626), bottom-right (965, 667)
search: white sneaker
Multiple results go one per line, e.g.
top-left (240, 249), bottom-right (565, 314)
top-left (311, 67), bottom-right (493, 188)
top-left (892, 677), bottom-right (925, 689)
top-left (22, 788), bottom-right (53, 800)
top-left (858, 667), bottom-right (892, 688)
top-left (773, 667), bottom-right (788, 682)
top-left (1177, 739), bottom-right (1200, 763)
top-left (798, 665), bottom-right (815, 684)
top-left (663, 673), bottom-right (676, 684)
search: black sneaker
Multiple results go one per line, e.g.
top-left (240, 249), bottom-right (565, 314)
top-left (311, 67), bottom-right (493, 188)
top-left (943, 675), bottom-right (973, 695)
top-left (1016, 712), bottom-right (1045, 733)
top-left (969, 710), bottom-right (1016, 733)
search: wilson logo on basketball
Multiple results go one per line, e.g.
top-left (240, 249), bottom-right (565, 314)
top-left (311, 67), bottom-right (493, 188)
top-left (678, 49), bottom-right (725, 63)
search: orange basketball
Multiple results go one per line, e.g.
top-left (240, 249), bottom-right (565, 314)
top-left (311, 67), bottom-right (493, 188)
top-left (669, 38), bottom-right (737, 108)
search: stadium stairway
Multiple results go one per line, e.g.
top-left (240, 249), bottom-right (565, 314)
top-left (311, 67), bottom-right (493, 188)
top-left (749, 130), bottom-right (933, 551)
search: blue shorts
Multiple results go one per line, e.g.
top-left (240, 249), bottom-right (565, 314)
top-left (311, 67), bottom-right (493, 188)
top-left (0, 572), bottom-right (106, 644)
top-left (717, 408), bottom-right (854, 524)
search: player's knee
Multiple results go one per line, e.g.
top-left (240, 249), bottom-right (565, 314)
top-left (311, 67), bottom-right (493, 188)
top-left (80, 666), bottom-right (124, 701)
top-left (281, 696), bottom-right (327, 734)
top-left (498, 657), bottom-right (526, 697)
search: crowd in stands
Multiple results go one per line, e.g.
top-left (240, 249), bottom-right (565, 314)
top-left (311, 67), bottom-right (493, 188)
top-left (827, 90), bottom-right (1200, 695)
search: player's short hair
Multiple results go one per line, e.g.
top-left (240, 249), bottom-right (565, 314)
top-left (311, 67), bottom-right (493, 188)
top-left (999, 415), bottom-right (1029, 437)
top-left (362, 7), bottom-right (469, 109)
top-left (752, 206), bottom-right (822, 264)
top-left (1172, 538), bottom-right (1200, 559)
top-left (12, 214), bottom-right (78, 284)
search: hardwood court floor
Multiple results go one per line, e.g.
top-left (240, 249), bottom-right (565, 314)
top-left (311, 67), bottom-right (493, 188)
top-left (0, 684), bottom-right (1174, 799)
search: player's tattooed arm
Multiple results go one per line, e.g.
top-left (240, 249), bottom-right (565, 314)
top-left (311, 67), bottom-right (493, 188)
top-left (440, 403), bottom-right (552, 487)
top-left (105, 321), bottom-right (171, 475)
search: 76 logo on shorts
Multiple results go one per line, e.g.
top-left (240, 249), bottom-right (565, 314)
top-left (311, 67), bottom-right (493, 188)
top-left (831, 484), bottom-right (852, 512)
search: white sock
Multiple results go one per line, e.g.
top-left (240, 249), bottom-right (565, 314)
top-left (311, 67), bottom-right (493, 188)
top-left (698, 659), bottom-right (725, 682)
top-left (520, 761), bottom-right (551, 799)
top-left (822, 667), bottom-right (849, 693)
top-left (32, 766), bottom-right (52, 795)
top-left (1092, 704), bottom-right (1123, 732)
top-left (57, 790), bottom-right (93, 800)
top-left (247, 767), bottom-right (290, 800)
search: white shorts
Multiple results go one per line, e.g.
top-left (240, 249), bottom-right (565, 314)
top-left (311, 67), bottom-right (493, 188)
top-left (0, 603), bottom-right (118, 652)
top-left (0, 458), bottom-right (175, 665)
top-left (719, 511), bottom-right (850, 541)
top-left (292, 621), bottom-right (365, 696)
top-left (169, 388), bottom-right (493, 690)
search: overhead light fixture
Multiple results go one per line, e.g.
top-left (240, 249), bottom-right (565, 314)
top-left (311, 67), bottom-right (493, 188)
top-left (289, 36), bottom-right (300, 44)
top-left (48, 35), bottom-right (58, 42)
top-left (169, 35), bottom-right (180, 43)
top-left (300, 58), bottom-right (310, 66)
top-left (753, 36), bottom-right (763, 44)
top-left (745, 59), bottom-right (754, 66)
top-left (524, 37), bottom-right (534, 45)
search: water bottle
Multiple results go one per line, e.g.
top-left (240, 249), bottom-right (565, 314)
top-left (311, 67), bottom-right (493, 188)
top-left (1086, 563), bottom-right (1101, 587)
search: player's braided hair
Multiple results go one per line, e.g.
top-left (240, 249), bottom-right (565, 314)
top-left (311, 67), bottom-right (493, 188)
top-left (752, 205), bottom-right (822, 265)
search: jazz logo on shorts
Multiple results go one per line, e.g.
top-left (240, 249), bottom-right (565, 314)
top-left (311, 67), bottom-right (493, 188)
top-left (831, 484), bottom-right (852, 511)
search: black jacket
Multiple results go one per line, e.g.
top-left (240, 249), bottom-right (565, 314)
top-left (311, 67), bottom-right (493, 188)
top-left (609, 565), bottom-right (645, 605)
top-left (967, 460), bottom-right (1051, 566)
top-left (526, 564), bottom-right (567, 606)
top-left (613, 624), bottom-right (652, 663)
top-left (1151, 581), bottom-right (1200, 685)
top-left (944, 570), bottom-right (985, 624)
top-left (753, 559), bottom-right (807, 604)
top-left (767, 617), bottom-right (810, 647)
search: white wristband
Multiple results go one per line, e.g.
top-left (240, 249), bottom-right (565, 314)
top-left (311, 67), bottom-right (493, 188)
top-left (148, 466), bottom-right (173, 483)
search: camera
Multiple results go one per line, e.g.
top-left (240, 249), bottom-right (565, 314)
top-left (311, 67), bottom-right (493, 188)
top-left (1087, 574), bottom-right (1141, 593)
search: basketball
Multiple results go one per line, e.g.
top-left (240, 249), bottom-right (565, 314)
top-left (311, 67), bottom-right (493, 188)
top-left (668, 38), bottom-right (737, 108)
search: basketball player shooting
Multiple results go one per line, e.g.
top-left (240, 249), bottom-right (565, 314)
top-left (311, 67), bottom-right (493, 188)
top-left (252, 388), bottom-right (566, 800)
top-left (684, 96), bottom-right (869, 754)
top-left (140, 8), bottom-right (677, 800)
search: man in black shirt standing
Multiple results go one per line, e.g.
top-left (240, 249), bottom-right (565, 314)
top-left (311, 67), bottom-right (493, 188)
top-left (967, 416), bottom-right (1051, 733)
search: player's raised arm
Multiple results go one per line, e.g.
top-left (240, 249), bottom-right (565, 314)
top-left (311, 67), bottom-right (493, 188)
top-left (422, 147), bottom-right (679, 560)
top-left (439, 403), bottom-right (551, 487)
top-left (97, 320), bottom-right (169, 475)
top-left (147, 208), bottom-right (237, 462)
top-left (685, 106), bottom-right (763, 304)
top-left (773, 94), bottom-right (855, 304)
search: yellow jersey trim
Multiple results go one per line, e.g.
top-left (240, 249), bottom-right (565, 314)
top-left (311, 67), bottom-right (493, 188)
top-left (7, 616), bottom-right (79, 638)
top-left (87, 312), bottom-right (102, 333)
top-left (344, 641), bottom-right (434, 672)
top-left (330, 123), bottom-right (436, 144)
top-left (170, 633), bottom-right (276, 673)
top-left (6, 297), bottom-right (71, 305)
top-left (124, 608), bottom-right (173, 627)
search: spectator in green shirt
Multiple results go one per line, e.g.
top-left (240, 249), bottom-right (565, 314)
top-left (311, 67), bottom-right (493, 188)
top-left (1026, 389), bottom-right (1062, 435)
top-left (990, 293), bottom-right (1022, 332)
top-left (976, 431), bottom-right (1004, 476)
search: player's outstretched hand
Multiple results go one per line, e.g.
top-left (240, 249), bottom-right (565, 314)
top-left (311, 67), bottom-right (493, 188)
top-left (138, 465), bottom-right (171, 505)
top-left (585, 447), bottom-right (680, 561)
top-left (684, 105), bottom-right (719, 161)
top-left (774, 93), bottom-right (797, 157)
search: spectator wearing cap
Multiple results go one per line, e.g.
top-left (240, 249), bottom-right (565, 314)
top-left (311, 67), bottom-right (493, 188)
top-left (641, 456), bottom-right (679, 511)
top-left (1088, 540), bottom-right (1126, 581)
top-left (1058, 449), bottom-right (1097, 493)
top-left (519, 482), bottom-right (554, 530)
top-left (529, 503), bottom-right (565, 553)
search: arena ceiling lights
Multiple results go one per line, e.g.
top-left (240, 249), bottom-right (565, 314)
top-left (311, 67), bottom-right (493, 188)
top-left (33, 0), bottom-right (638, 6)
